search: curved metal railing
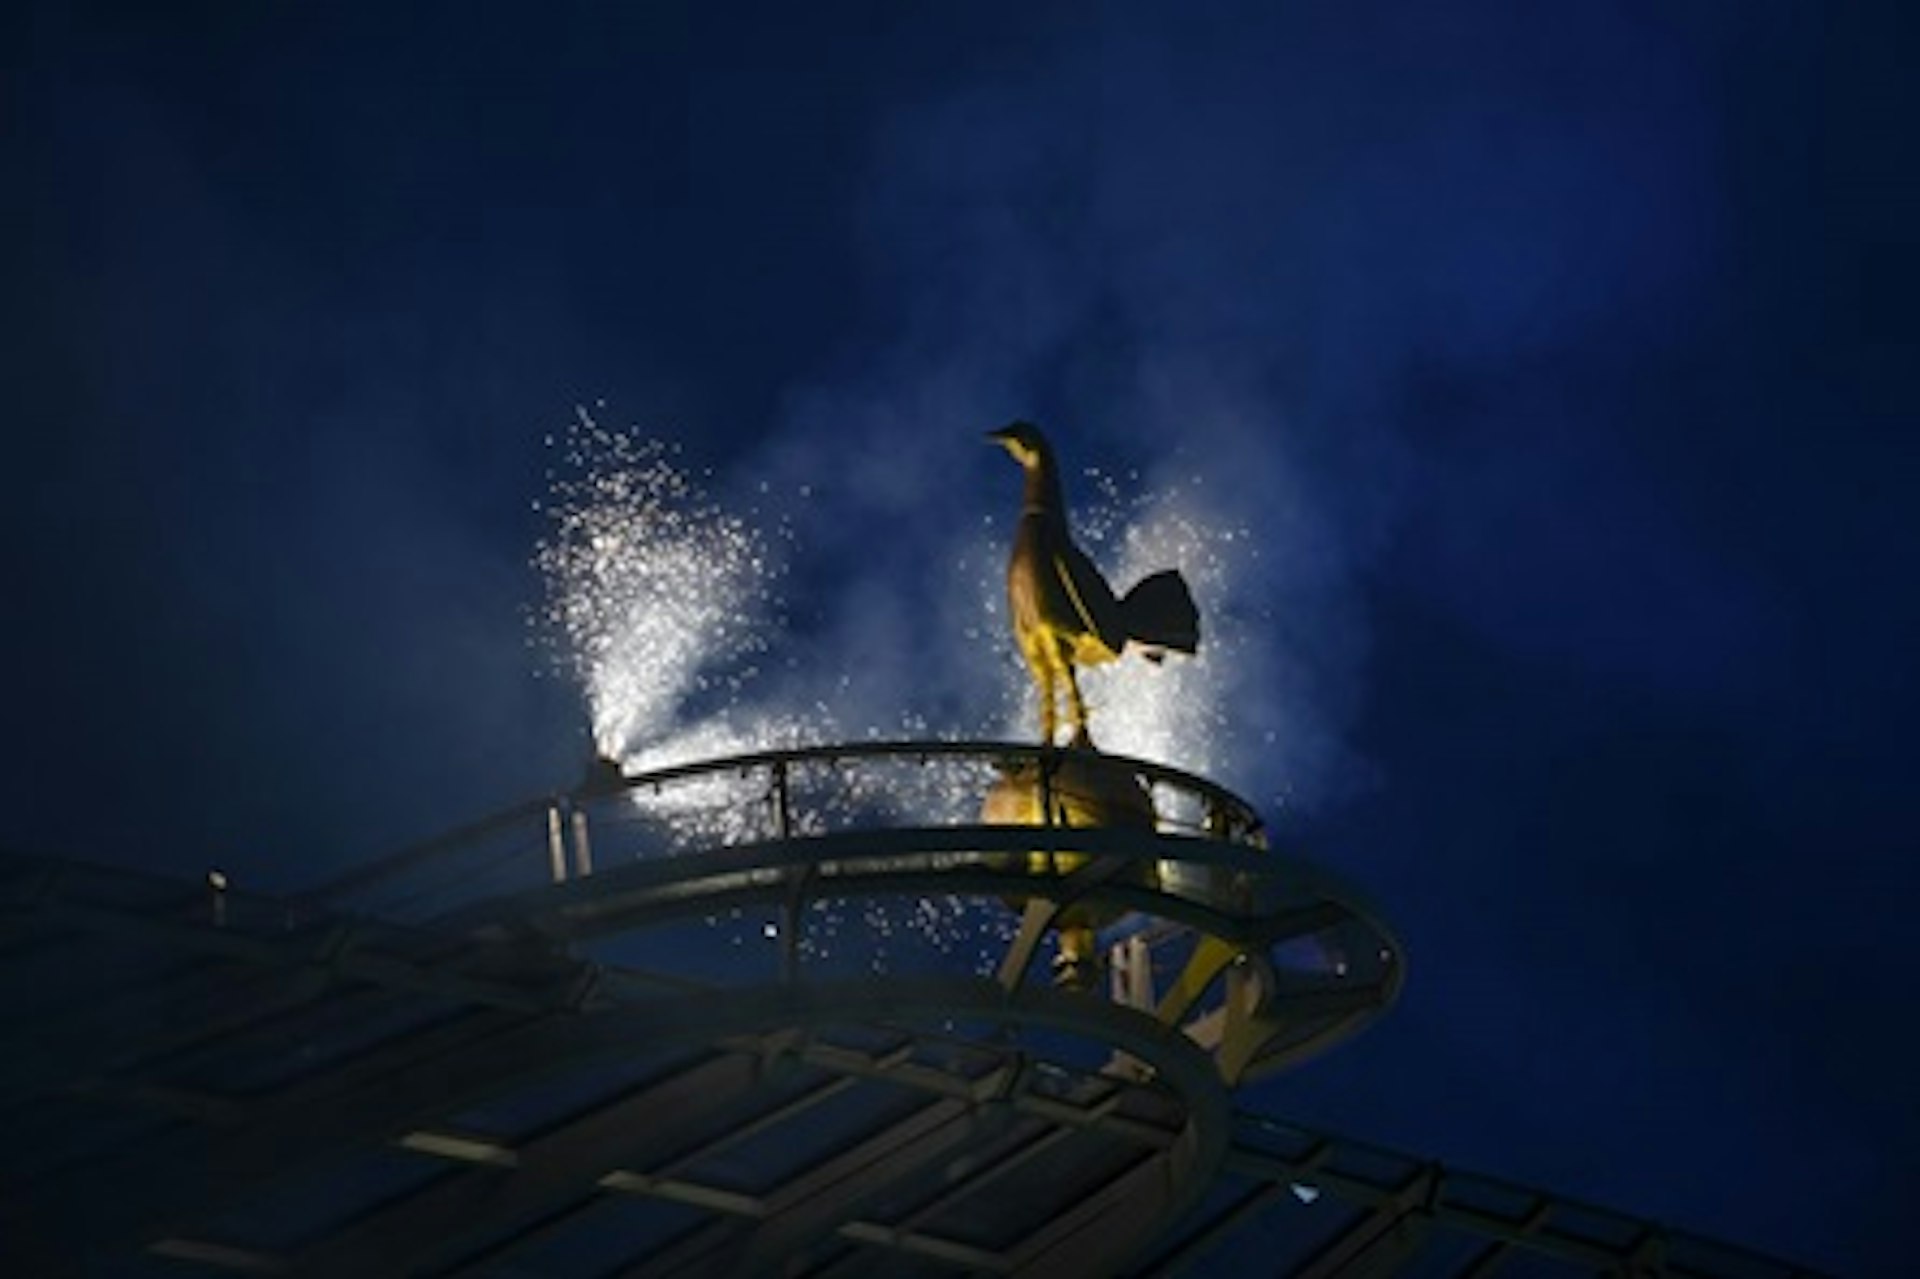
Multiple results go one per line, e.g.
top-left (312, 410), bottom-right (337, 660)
top-left (588, 739), bottom-right (1265, 842)
top-left (302, 739), bottom-right (1270, 918)
top-left (291, 739), bottom-right (1400, 1089)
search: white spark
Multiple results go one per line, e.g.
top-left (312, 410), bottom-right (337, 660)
top-left (532, 408), bottom-right (801, 763)
top-left (530, 414), bottom-right (1272, 964)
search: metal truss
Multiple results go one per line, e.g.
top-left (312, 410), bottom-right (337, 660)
top-left (299, 740), bottom-right (1406, 1090)
top-left (0, 844), bottom-right (1822, 1277)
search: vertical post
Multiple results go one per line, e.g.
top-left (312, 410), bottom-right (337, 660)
top-left (1038, 746), bottom-right (1059, 874)
top-left (1109, 933), bottom-right (1154, 1009)
top-left (570, 808), bottom-right (593, 879)
top-left (1126, 933), bottom-right (1153, 1009)
top-left (546, 803), bottom-right (569, 884)
top-left (780, 897), bottom-right (802, 984)
top-left (771, 759), bottom-right (793, 841)
top-left (1201, 797), bottom-right (1243, 909)
top-left (1106, 931), bottom-right (1158, 1081)
top-left (773, 758), bottom-right (800, 982)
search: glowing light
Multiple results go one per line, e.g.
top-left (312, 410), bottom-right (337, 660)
top-left (989, 469), bottom-right (1266, 787)
top-left (533, 406), bottom-right (790, 764)
top-left (530, 412), bottom-right (1272, 964)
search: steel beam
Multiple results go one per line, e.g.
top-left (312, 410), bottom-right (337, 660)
top-left (289, 1050), bottom-right (768, 1276)
top-left (1292, 1166), bottom-right (1435, 1279)
top-left (620, 1095), bottom-right (985, 1278)
top-left (1006, 1146), bottom-right (1180, 1278)
top-left (720, 1094), bottom-right (986, 1277)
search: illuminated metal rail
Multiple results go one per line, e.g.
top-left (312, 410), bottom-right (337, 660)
top-left (581, 739), bottom-right (1268, 841)
top-left (0, 850), bottom-right (1827, 1277)
top-left (296, 741), bottom-right (1401, 1089)
top-left (287, 740), bottom-right (1408, 1263)
top-left (299, 740), bottom-right (1270, 917)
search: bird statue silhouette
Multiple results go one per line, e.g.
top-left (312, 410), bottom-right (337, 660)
top-left (987, 421), bottom-right (1199, 746)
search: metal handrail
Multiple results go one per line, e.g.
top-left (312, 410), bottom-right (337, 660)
top-left (593, 739), bottom-right (1264, 842)
top-left (300, 739), bottom-right (1268, 912)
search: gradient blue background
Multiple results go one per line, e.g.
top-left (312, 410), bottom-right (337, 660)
top-left (3, 3), bottom-right (1915, 1273)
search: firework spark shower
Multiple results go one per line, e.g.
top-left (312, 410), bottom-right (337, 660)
top-left (527, 406), bottom-right (1288, 976)
top-left (531, 406), bottom-right (1294, 820)
top-left (532, 407), bottom-right (790, 765)
top-left (13, 9), bottom-right (1908, 1268)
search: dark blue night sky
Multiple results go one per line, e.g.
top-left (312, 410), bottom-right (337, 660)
top-left (3, 4), bottom-right (1916, 1274)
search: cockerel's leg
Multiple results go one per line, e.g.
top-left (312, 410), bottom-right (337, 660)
top-left (1064, 664), bottom-right (1090, 742)
top-left (1038, 667), bottom-right (1058, 745)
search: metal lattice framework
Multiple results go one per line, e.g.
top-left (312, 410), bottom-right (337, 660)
top-left (0, 742), bottom-right (1826, 1277)
top-left (299, 742), bottom-right (1403, 1090)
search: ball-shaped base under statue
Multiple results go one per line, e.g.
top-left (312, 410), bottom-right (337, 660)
top-left (981, 745), bottom-right (1156, 988)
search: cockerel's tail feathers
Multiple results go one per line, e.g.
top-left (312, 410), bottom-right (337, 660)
top-left (1119, 569), bottom-right (1199, 656)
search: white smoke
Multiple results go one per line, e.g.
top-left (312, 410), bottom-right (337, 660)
top-left (535, 404), bottom-right (1305, 806)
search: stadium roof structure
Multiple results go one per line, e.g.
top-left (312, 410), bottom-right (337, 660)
top-left (0, 741), bottom-right (1824, 1277)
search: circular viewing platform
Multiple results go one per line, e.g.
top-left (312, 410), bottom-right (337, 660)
top-left (291, 739), bottom-right (1401, 1273)
top-left (0, 746), bottom-right (1820, 1278)
top-left (309, 739), bottom-right (1403, 1089)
